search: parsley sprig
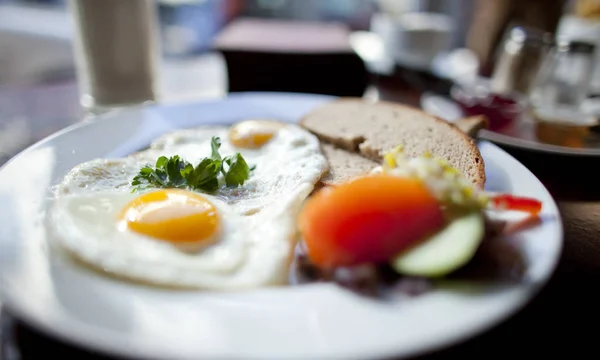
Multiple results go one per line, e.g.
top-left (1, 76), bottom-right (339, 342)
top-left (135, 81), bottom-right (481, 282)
top-left (131, 137), bottom-right (253, 193)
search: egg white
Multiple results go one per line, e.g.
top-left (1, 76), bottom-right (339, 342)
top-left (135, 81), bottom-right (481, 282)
top-left (48, 184), bottom-right (313, 290)
top-left (55, 157), bottom-right (144, 196)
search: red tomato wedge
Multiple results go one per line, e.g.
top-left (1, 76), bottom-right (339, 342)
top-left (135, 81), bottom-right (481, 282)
top-left (298, 175), bottom-right (445, 269)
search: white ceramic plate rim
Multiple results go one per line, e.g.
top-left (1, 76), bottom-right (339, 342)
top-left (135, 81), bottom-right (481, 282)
top-left (0, 92), bottom-right (563, 360)
top-left (478, 129), bottom-right (600, 157)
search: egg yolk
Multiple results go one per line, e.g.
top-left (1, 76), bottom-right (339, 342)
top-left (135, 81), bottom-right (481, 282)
top-left (119, 189), bottom-right (219, 245)
top-left (228, 119), bottom-right (283, 149)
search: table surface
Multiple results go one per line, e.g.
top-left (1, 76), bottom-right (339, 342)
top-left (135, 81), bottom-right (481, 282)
top-left (1, 72), bottom-right (599, 360)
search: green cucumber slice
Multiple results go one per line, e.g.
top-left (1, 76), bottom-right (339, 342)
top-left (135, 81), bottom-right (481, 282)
top-left (391, 212), bottom-right (485, 277)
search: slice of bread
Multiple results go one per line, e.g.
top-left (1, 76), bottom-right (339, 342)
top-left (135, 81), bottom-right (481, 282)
top-left (300, 98), bottom-right (487, 189)
top-left (319, 143), bottom-right (379, 186)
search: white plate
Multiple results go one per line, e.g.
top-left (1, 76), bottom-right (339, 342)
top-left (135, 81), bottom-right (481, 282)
top-left (0, 92), bottom-right (562, 360)
top-left (420, 90), bottom-right (600, 157)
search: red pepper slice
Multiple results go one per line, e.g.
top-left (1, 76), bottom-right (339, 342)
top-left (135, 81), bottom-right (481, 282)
top-left (490, 194), bottom-right (542, 215)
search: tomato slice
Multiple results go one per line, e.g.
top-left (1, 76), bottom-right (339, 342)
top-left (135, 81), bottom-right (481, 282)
top-left (298, 175), bottom-right (445, 269)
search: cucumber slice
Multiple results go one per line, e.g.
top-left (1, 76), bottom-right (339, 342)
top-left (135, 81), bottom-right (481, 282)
top-left (391, 212), bottom-right (485, 277)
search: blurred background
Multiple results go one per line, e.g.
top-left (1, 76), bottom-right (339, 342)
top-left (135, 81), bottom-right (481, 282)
top-left (1, 0), bottom-right (597, 92)
top-left (0, 0), bottom-right (599, 158)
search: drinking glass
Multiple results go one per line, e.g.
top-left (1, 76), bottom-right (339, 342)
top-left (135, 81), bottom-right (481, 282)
top-left (68, 0), bottom-right (161, 114)
top-left (528, 38), bottom-right (597, 125)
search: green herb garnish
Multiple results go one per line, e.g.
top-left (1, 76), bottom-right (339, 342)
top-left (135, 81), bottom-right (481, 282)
top-left (131, 136), bottom-right (253, 193)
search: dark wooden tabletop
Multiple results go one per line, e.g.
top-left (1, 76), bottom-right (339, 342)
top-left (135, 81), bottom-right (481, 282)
top-left (1, 70), bottom-right (599, 359)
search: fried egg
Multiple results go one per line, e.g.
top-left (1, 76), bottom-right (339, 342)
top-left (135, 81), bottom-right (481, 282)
top-left (49, 186), bottom-right (311, 289)
top-left (48, 120), bottom-right (328, 289)
top-left (55, 120), bottom-right (328, 215)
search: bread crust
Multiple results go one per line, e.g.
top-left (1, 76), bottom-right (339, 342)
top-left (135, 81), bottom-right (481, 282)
top-left (454, 115), bottom-right (489, 138)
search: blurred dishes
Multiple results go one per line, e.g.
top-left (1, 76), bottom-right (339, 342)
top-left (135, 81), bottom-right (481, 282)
top-left (529, 39), bottom-right (597, 114)
top-left (451, 77), bottom-right (524, 131)
top-left (422, 85), bottom-right (600, 156)
top-left (526, 38), bottom-right (599, 149)
top-left (556, 12), bottom-right (600, 94)
top-left (581, 97), bottom-right (600, 117)
top-left (431, 25), bottom-right (600, 156)
top-left (348, 30), bottom-right (395, 75)
top-left (370, 11), bottom-right (455, 71)
top-left (430, 48), bottom-right (480, 84)
top-left (490, 26), bottom-right (554, 96)
top-left (533, 115), bottom-right (594, 149)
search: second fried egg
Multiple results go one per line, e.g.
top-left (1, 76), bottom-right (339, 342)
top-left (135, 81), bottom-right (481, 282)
top-left (55, 120), bottom-right (328, 216)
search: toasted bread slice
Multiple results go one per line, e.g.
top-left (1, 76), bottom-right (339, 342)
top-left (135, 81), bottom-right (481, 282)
top-left (318, 143), bottom-right (379, 187)
top-left (316, 115), bottom-right (488, 188)
top-left (300, 98), bottom-right (486, 189)
top-left (314, 116), bottom-right (488, 188)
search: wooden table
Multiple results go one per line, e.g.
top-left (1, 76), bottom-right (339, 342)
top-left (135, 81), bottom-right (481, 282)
top-left (1, 72), bottom-right (599, 359)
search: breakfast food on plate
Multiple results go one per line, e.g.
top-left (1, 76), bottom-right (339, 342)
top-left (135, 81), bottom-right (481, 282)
top-left (47, 99), bottom-right (539, 296)
top-left (300, 98), bottom-right (486, 189)
top-left (48, 120), bottom-right (329, 289)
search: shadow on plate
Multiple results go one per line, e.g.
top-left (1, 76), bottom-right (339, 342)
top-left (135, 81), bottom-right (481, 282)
top-left (290, 222), bottom-right (528, 303)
